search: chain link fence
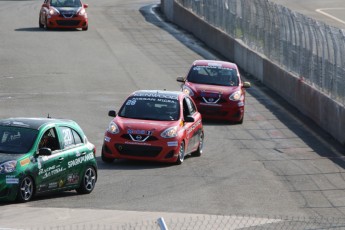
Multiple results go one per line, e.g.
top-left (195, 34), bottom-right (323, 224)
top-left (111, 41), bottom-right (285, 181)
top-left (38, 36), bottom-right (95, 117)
top-left (176, 0), bottom-right (345, 106)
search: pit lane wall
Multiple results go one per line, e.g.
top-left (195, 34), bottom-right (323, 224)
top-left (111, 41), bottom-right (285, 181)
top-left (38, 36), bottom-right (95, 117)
top-left (160, 0), bottom-right (345, 145)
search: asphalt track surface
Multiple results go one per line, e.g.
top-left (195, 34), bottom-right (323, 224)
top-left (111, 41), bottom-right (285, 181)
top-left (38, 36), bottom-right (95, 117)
top-left (1, 0), bottom-right (345, 229)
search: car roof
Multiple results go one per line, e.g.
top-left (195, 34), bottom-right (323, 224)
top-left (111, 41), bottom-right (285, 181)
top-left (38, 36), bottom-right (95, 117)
top-left (192, 60), bottom-right (238, 69)
top-left (131, 90), bottom-right (182, 100)
top-left (0, 117), bottom-right (75, 130)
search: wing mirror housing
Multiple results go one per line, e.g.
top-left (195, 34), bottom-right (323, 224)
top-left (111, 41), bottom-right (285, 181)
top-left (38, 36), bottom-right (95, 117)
top-left (108, 110), bottom-right (117, 117)
top-left (184, 116), bottom-right (195, 123)
top-left (243, 82), bottom-right (251, 88)
top-left (176, 77), bottom-right (185, 83)
top-left (38, 148), bottom-right (52, 156)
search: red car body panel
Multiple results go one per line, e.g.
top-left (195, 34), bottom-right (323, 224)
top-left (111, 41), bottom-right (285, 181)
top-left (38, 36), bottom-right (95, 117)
top-left (178, 60), bottom-right (250, 123)
top-left (102, 90), bottom-right (204, 164)
top-left (39, 0), bottom-right (88, 30)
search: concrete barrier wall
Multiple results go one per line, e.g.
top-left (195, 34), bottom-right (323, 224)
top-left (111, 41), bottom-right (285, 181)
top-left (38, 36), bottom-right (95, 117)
top-left (161, 0), bottom-right (345, 145)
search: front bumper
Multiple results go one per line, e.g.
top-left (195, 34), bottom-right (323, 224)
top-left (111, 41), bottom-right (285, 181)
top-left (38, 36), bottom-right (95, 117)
top-left (197, 102), bottom-right (245, 122)
top-left (47, 14), bottom-right (88, 29)
top-left (102, 135), bottom-right (181, 163)
top-left (0, 175), bottom-right (19, 202)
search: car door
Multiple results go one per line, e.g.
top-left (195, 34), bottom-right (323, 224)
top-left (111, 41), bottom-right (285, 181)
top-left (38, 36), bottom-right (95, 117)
top-left (57, 126), bottom-right (92, 189)
top-left (182, 96), bottom-right (202, 154)
top-left (36, 127), bottom-right (69, 193)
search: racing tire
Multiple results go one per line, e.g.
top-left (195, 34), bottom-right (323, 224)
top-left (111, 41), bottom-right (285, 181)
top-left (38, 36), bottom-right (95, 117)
top-left (45, 18), bottom-right (50, 30)
top-left (17, 176), bottom-right (34, 202)
top-left (39, 16), bottom-right (44, 28)
top-left (192, 132), bottom-right (204, 157)
top-left (82, 25), bottom-right (88, 31)
top-left (175, 142), bottom-right (185, 165)
top-left (76, 166), bottom-right (97, 194)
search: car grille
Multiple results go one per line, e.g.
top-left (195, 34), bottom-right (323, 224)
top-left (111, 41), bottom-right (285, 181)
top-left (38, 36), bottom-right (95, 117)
top-left (199, 107), bottom-right (228, 116)
top-left (115, 144), bottom-right (162, 157)
top-left (120, 134), bottom-right (158, 142)
top-left (56, 20), bottom-right (81, 26)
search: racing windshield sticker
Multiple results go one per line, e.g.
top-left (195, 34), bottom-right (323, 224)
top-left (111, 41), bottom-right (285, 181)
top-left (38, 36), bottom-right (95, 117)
top-left (20, 158), bottom-right (30, 167)
top-left (133, 92), bottom-right (179, 100)
top-left (67, 152), bottom-right (94, 168)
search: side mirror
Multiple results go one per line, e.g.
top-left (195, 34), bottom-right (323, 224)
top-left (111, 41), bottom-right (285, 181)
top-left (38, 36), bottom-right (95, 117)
top-left (176, 77), bottom-right (185, 83)
top-left (243, 82), bottom-right (251, 88)
top-left (108, 110), bottom-right (117, 117)
top-left (83, 3), bottom-right (88, 8)
top-left (184, 116), bottom-right (195, 123)
top-left (38, 148), bottom-right (52, 156)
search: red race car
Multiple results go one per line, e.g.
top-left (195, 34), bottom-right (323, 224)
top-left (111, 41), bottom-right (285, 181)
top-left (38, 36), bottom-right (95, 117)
top-left (177, 60), bottom-right (251, 123)
top-left (102, 90), bottom-right (204, 165)
top-left (39, 0), bottom-right (88, 30)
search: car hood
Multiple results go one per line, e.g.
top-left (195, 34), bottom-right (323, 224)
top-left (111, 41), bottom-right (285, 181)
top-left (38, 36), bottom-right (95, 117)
top-left (0, 153), bottom-right (24, 163)
top-left (115, 117), bottom-right (179, 135)
top-left (55, 7), bottom-right (80, 13)
top-left (187, 82), bottom-right (239, 96)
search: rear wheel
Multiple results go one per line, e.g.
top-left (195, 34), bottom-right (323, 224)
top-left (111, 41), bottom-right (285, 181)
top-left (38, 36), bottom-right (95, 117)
top-left (17, 176), bottom-right (34, 202)
top-left (192, 132), bottom-right (204, 157)
top-left (175, 142), bottom-right (185, 165)
top-left (76, 167), bottom-right (96, 194)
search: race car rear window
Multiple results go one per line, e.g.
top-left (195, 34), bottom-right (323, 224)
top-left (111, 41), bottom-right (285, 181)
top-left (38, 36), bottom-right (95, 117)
top-left (0, 126), bottom-right (38, 154)
top-left (119, 96), bottom-right (180, 121)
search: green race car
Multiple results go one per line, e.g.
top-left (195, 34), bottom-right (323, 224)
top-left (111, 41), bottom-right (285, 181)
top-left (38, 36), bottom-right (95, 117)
top-left (0, 117), bottom-right (97, 202)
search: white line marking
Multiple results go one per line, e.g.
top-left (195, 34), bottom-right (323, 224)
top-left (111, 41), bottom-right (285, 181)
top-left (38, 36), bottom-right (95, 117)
top-left (316, 8), bottom-right (345, 25)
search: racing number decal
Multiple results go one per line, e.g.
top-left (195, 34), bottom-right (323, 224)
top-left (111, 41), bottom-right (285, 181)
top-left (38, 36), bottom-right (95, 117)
top-left (62, 128), bottom-right (73, 146)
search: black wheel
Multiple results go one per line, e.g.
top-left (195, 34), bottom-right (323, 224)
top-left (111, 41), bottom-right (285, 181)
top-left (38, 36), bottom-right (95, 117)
top-left (45, 18), bottom-right (50, 30)
top-left (76, 167), bottom-right (96, 194)
top-left (101, 147), bottom-right (114, 163)
top-left (175, 142), bottom-right (185, 165)
top-left (192, 132), bottom-right (204, 157)
top-left (82, 25), bottom-right (88, 31)
top-left (39, 16), bottom-right (44, 28)
top-left (17, 176), bottom-right (34, 202)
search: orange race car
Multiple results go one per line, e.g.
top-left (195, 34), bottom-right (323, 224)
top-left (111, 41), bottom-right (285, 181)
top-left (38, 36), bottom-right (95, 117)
top-left (39, 0), bottom-right (88, 30)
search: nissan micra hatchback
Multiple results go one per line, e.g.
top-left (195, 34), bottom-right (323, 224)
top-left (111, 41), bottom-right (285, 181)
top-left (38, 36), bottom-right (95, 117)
top-left (0, 117), bottom-right (97, 202)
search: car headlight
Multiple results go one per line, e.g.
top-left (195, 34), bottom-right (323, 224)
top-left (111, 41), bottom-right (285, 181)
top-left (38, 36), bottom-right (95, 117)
top-left (49, 8), bottom-right (59, 15)
top-left (161, 126), bottom-right (178, 138)
top-left (78, 8), bottom-right (86, 16)
top-left (107, 121), bottom-right (119, 134)
top-left (0, 161), bottom-right (17, 174)
top-left (182, 86), bottom-right (194, 96)
top-left (229, 90), bottom-right (242, 101)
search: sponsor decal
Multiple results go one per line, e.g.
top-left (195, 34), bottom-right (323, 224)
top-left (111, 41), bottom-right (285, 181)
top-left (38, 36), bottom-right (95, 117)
top-left (6, 176), bottom-right (19, 184)
top-left (58, 179), bottom-right (64, 188)
top-left (48, 182), bottom-right (58, 189)
top-left (66, 173), bottom-right (79, 185)
top-left (39, 165), bottom-right (66, 179)
top-left (133, 92), bottom-right (178, 100)
top-left (68, 152), bottom-right (94, 168)
top-left (125, 141), bottom-right (151, 146)
top-left (167, 141), bottom-right (178, 147)
top-left (20, 158), bottom-right (30, 167)
top-left (127, 129), bottom-right (153, 135)
top-left (104, 136), bottom-right (111, 142)
top-left (187, 120), bottom-right (202, 134)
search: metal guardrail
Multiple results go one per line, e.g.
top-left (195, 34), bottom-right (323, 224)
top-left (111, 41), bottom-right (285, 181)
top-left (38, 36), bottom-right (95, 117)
top-left (176, 0), bottom-right (345, 106)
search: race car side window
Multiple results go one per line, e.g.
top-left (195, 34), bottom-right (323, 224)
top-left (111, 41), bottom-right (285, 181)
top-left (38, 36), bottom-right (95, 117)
top-left (185, 97), bottom-right (196, 115)
top-left (39, 128), bottom-right (60, 152)
top-left (60, 127), bottom-right (83, 149)
top-left (182, 98), bottom-right (191, 118)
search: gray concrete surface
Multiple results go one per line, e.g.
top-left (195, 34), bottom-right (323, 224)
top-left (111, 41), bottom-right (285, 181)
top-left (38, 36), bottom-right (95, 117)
top-left (1, 0), bottom-right (345, 229)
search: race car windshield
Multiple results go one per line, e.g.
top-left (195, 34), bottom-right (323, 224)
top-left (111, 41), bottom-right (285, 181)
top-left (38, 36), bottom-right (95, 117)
top-left (0, 126), bottom-right (38, 154)
top-left (50, 0), bottom-right (82, 7)
top-left (119, 96), bottom-right (180, 121)
top-left (187, 66), bottom-right (239, 86)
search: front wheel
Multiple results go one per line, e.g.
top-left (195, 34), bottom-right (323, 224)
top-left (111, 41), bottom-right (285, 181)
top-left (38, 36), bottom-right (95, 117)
top-left (101, 147), bottom-right (114, 163)
top-left (39, 16), bottom-right (44, 28)
top-left (175, 142), bottom-right (185, 165)
top-left (76, 167), bottom-right (97, 194)
top-left (17, 176), bottom-right (34, 202)
top-left (192, 132), bottom-right (204, 157)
